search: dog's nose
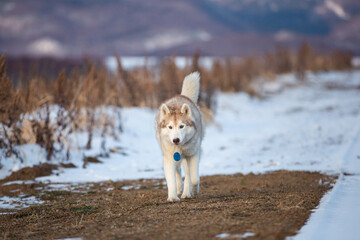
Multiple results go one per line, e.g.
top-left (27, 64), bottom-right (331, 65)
top-left (173, 138), bottom-right (180, 144)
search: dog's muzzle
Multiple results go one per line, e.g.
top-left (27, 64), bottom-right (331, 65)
top-left (172, 138), bottom-right (180, 144)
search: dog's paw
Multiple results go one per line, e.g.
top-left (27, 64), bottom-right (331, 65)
top-left (191, 186), bottom-right (199, 197)
top-left (177, 184), bottom-right (183, 196)
top-left (167, 196), bottom-right (180, 202)
top-left (181, 193), bottom-right (191, 199)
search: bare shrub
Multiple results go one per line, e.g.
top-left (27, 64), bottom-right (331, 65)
top-left (0, 54), bottom-right (123, 164)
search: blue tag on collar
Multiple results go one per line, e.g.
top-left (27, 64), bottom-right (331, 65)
top-left (173, 152), bottom-right (181, 161)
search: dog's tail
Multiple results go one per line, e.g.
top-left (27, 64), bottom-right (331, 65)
top-left (181, 71), bottom-right (200, 103)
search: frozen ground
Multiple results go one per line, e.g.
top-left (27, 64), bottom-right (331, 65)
top-left (1, 70), bottom-right (360, 238)
top-left (292, 127), bottom-right (360, 240)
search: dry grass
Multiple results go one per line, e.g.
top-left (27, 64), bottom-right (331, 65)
top-left (0, 54), bottom-right (123, 163)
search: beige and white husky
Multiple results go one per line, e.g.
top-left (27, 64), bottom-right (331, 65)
top-left (155, 72), bottom-right (205, 202)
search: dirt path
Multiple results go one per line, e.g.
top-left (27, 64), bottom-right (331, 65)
top-left (0, 171), bottom-right (335, 240)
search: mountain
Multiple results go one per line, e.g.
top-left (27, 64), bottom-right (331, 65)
top-left (0, 0), bottom-right (359, 57)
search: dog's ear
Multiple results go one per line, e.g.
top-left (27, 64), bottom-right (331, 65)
top-left (160, 104), bottom-right (170, 118)
top-left (181, 103), bottom-right (192, 117)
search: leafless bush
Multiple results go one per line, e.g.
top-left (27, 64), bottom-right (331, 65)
top-left (0, 54), bottom-right (123, 164)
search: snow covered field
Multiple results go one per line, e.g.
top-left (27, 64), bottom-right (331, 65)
top-left (1, 70), bottom-right (360, 238)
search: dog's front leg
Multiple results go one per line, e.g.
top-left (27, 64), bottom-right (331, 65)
top-left (189, 153), bottom-right (200, 197)
top-left (181, 158), bottom-right (191, 199)
top-left (164, 157), bottom-right (180, 202)
top-left (176, 162), bottom-right (183, 196)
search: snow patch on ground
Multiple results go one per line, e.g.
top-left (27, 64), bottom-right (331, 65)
top-left (292, 127), bottom-right (360, 240)
top-left (55, 238), bottom-right (82, 240)
top-left (0, 195), bottom-right (43, 210)
top-left (216, 232), bottom-right (255, 239)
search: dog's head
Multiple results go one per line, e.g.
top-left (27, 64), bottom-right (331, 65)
top-left (158, 103), bottom-right (196, 145)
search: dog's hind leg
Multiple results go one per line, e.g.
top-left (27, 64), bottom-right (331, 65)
top-left (181, 159), bottom-right (191, 199)
top-left (176, 162), bottom-right (183, 196)
top-left (164, 157), bottom-right (180, 202)
top-left (189, 153), bottom-right (200, 197)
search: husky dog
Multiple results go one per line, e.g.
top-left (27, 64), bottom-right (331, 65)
top-left (155, 72), bottom-right (205, 202)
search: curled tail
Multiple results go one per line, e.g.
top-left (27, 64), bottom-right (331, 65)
top-left (181, 71), bottom-right (200, 103)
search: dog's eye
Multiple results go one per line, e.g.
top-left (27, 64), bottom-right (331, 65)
top-left (168, 126), bottom-right (173, 129)
top-left (180, 125), bottom-right (184, 129)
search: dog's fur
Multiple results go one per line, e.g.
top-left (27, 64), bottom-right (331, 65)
top-left (155, 72), bottom-right (205, 202)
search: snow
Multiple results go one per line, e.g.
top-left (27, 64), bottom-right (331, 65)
top-left (325, 0), bottom-right (349, 19)
top-left (104, 56), bottom-right (159, 71)
top-left (55, 238), bottom-right (82, 240)
top-left (143, 30), bottom-right (211, 51)
top-left (216, 233), bottom-right (231, 238)
top-left (241, 232), bottom-right (255, 238)
top-left (0, 195), bottom-right (44, 209)
top-left (27, 37), bottom-right (65, 57)
top-left (352, 57), bottom-right (360, 68)
top-left (292, 127), bottom-right (360, 240)
top-left (104, 56), bottom-right (222, 71)
top-left (35, 107), bottom-right (165, 183)
top-left (1, 70), bottom-right (360, 238)
top-left (292, 175), bottom-right (360, 240)
top-left (0, 144), bottom-right (48, 179)
top-left (2, 180), bottom-right (37, 186)
top-left (216, 232), bottom-right (255, 238)
top-left (274, 31), bottom-right (295, 42)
